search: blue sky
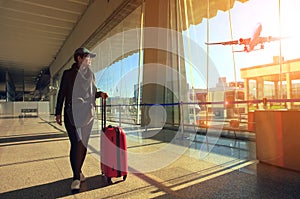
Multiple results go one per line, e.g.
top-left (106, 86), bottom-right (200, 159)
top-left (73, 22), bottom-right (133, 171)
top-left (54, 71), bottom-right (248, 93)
top-left (95, 53), bottom-right (139, 97)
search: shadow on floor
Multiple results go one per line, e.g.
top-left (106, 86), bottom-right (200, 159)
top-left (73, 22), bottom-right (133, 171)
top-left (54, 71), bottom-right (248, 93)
top-left (153, 163), bottom-right (300, 199)
top-left (0, 133), bottom-right (67, 144)
top-left (1, 175), bottom-right (115, 199)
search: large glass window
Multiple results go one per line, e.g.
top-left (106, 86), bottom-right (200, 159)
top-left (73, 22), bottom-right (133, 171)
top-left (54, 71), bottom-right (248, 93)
top-left (88, 0), bottom-right (300, 129)
top-left (92, 5), bottom-right (143, 125)
top-left (181, 0), bottom-right (300, 124)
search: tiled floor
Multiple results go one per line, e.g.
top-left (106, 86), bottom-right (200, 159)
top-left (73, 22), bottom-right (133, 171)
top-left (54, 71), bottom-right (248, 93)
top-left (0, 115), bottom-right (299, 199)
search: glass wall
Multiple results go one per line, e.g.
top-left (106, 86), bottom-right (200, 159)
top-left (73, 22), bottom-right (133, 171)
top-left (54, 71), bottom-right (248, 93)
top-left (181, 0), bottom-right (300, 129)
top-left (92, 5), bottom-right (143, 125)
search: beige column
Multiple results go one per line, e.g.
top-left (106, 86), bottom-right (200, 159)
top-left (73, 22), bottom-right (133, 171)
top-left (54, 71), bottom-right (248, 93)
top-left (274, 80), bottom-right (279, 99)
top-left (256, 77), bottom-right (264, 100)
top-left (49, 77), bottom-right (55, 115)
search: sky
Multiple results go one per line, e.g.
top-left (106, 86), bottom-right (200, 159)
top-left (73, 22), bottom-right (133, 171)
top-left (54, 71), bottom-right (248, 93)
top-left (183, 0), bottom-right (300, 89)
top-left (95, 53), bottom-right (139, 98)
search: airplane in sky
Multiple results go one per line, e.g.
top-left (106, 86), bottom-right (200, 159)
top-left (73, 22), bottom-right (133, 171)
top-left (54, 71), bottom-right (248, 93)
top-left (205, 23), bottom-right (283, 52)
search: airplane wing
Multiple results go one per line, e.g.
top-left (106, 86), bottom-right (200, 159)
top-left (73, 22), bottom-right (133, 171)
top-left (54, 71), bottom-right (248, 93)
top-left (258, 36), bottom-right (284, 43)
top-left (205, 40), bottom-right (239, 45)
top-left (205, 38), bottom-right (251, 45)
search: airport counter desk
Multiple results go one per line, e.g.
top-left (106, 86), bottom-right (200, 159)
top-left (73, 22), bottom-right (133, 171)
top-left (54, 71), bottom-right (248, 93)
top-left (255, 110), bottom-right (300, 171)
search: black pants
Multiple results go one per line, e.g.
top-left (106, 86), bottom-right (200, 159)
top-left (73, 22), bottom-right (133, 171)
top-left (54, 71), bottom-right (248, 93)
top-left (64, 111), bottom-right (92, 180)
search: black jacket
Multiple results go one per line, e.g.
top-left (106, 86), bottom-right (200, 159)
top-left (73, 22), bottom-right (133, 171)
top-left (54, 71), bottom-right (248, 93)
top-left (55, 63), bottom-right (102, 116)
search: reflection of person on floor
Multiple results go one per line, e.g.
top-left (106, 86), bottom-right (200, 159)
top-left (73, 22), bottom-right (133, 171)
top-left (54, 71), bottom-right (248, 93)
top-left (55, 47), bottom-right (108, 192)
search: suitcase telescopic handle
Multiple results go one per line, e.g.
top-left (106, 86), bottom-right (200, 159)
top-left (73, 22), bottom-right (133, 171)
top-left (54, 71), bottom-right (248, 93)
top-left (101, 98), bottom-right (106, 131)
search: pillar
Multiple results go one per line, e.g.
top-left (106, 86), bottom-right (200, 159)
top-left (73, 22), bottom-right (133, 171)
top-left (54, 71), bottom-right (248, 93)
top-left (141, 0), bottom-right (188, 127)
top-left (274, 80), bottom-right (279, 99)
top-left (256, 77), bottom-right (264, 100)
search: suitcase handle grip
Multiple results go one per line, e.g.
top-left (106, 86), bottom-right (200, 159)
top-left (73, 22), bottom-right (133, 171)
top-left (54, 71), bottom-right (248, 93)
top-left (101, 98), bottom-right (106, 131)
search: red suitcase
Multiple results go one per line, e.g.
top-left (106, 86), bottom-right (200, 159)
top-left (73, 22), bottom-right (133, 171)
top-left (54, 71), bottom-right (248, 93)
top-left (100, 99), bottom-right (128, 184)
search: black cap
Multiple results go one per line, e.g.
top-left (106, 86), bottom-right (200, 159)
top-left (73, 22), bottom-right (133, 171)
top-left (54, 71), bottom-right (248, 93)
top-left (74, 47), bottom-right (96, 59)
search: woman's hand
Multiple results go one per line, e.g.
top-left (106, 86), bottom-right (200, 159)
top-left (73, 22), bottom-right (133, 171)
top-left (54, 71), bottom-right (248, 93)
top-left (101, 92), bottom-right (108, 99)
top-left (56, 115), bottom-right (62, 125)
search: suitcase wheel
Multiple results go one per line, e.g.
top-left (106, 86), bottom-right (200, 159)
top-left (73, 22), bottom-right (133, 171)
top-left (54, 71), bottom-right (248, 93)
top-left (107, 177), bottom-right (112, 185)
top-left (123, 175), bottom-right (127, 181)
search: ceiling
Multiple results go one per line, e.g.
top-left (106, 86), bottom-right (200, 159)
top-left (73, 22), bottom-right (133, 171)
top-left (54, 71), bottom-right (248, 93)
top-left (0, 0), bottom-right (92, 92)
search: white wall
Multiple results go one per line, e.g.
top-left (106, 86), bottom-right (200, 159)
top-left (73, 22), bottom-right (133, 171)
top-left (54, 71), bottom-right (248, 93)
top-left (0, 102), bottom-right (13, 115)
top-left (37, 101), bottom-right (50, 114)
top-left (0, 101), bottom-right (50, 116)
